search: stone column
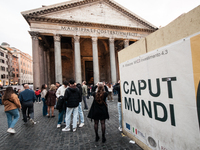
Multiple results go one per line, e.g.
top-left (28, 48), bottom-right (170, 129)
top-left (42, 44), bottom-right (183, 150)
top-left (46, 50), bottom-right (51, 88)
top-left (124, 39), bottom-right (129, 48)
top-left (92, 37), bottom-right (99, 84)
top-left (29, 31), bottom-right (40, 90)
top-left (74, 35), bottom-right (82, 83)
top-left (43, 50), bottom-right (48, 85)
top-left (39, 43), bottom-right (45, 86)
top-left (54, 35), bottom-right (63, 84)
top-left (109, 37), bottom-right (117, 84)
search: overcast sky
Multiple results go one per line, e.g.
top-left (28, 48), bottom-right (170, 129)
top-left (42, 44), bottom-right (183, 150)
top-left (0, 0), bottom-right (199, 56)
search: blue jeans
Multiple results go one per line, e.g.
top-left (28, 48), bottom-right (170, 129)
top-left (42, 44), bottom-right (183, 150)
top-left (65, 107), bottom-right (78, 129)
top-left (0, 98), bottom-right (2, 105)
top-left (118, 102), bottom-right (122, 128)
top-left (82, 96), bottom-right (88, 109)
top-left (42, 98), bottom-right (47, 116)
top-left (5, 109), bottom-right (20, 128)
top-left (58, 109), bottom-right (66, 125)
top-left (77, 102), bottom-right (84, 123)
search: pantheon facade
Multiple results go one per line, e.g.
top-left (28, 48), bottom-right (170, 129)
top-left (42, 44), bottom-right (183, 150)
top-left (22, 0), bottom-right (157, 89)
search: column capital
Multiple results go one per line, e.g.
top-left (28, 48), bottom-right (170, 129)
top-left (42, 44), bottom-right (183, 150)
top-left (109, 37), bottom-right (115, 44)
top-left (92, 37), bottom-right (98, 44)
top-left (54, 34), bottom-right (61, 42)
top-left (74, 35), bottom-right (80, 43)
top-left (29, 31), bottom-right (39, 40)
top-left (124, 39), bottom-right (129, 48)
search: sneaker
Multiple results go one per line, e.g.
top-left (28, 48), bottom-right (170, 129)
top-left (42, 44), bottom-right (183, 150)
top-left (83, 109), bottom-right (88, 111)
top-left (112, 100), bottom-right (114, 102)
top-left (79, 123), bottom-right (84, 128)
top-left (57, 124), bottom-right (61, 128)
top-left (7, 128), bottom-right (16, 134)
top-left (118, 127), bottom-right (122, 132)
top-left (73, 128), bottom-right (76, 132)
top-left (30, 119), bottom-right (36, 124)
top-left (62, 127), bottom-right (70, 132)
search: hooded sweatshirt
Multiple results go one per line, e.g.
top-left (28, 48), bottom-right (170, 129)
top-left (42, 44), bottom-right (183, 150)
top-left (63, 85), bottom-right (81, 108)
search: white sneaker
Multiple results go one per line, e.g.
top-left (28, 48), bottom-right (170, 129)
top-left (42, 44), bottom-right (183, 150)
top-left (73, 128), bottom-right (76, 132)
top-left (118, 127), bottom-right (122, 132)
top-left (62, 127), bottom-right (70, 132)
top-left (112, 100), bottom-right (114, 101)
top-left (7, 128), bottom-right (16, 134)
top-left (30, 119), bottom-right (36, 124)
top-left (57, 124), bottom-right (61, 128)
top-left (79, 123), bottom-right (84, 128)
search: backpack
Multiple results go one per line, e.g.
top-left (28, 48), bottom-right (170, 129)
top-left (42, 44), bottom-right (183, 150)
top-left (56, 96), bottom-right (65, 111)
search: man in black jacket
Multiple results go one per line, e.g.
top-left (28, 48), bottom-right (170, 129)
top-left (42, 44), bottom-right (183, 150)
top-left (62, 79), bottom-right (81, 132)
top-left (114, 80), bottom-right (122, 132)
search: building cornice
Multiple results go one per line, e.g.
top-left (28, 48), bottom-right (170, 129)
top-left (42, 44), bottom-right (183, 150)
top-left (27, 16), bottom-right (157, 33)
top-left (22, 0), bottom-right (157, 30)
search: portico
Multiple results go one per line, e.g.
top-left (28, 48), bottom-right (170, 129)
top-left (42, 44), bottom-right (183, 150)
top-left (22, 0), bottom-right (157, 89)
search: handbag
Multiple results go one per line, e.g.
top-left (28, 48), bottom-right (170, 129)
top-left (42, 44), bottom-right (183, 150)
top-left (6, 99), bottom-right (20, 111)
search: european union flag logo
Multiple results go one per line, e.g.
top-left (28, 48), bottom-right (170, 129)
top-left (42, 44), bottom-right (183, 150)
top-left (126, 123), bottom-right (130, 130)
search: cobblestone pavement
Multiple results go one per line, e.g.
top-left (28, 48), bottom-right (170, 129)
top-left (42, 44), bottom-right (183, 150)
top-left (0, 95), bottom-right (142, 150)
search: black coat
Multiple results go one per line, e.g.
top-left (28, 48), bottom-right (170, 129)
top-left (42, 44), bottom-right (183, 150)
top-left (114, 83), bottom-right (121, 102)
top-left (63, 86), bottom-right (81, 108)
top-left (87, 85), bottom-right (109, 120)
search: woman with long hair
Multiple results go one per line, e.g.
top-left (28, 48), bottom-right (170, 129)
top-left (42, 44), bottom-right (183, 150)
top-left (41, 84), bottom-right (48, 116)
top-left (88, 82), bottom-right (109, 143)
top-left (107, 83), bottom-right (113, 101)
top-left (2, 87), bottom-right (21, 134)
top-left (45, 84), bottom-right (56, 118)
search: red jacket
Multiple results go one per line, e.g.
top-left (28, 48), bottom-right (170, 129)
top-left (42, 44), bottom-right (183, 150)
top-left (35, 90), bottom-right (41, 96)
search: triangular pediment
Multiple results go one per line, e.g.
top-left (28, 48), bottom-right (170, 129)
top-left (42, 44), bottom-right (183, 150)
top-left (22, 0), bottom-right (157, 30)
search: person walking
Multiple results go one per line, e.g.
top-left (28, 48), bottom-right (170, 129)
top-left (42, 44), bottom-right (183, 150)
top-left (107, 83), bottom-right (113, 101)
top-left (45, 84), bottom-right (57, 118)
top-left (35, 87), bottom-right (41, 103)
top-left (19, 84), bottom-right (37, 124)
top-left (88, 82), bottom-right (109, 143)
top-left (62, 79), bottom-right (81, 132)
top-left (41, 84), bottom-right (48, 116)
top-left (113, 80), bottom-right (122, 131)
top-left (76, 83), bottom-right (84, 128)
top-left (56, 81), bottom-right (68, 128)
top-left (82, 81), bottom-right (88, 111)
top-left (2, 87), bottom-right (21, 134)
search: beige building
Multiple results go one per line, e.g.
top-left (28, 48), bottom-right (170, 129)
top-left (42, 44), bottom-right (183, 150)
top-left (22, 0), bottom-right (157, 89)
top-left (12, 48), bottom-right (33, 84)
top-left (0, 45), bottom-right (9, 85)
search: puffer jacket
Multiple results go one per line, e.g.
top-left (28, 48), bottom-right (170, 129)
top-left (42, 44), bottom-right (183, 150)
top-left (64, 85), bottom-right (81, 108)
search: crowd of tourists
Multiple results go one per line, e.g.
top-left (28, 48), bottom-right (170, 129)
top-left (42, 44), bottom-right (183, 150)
top-left (1, 79), bottom-right (122, 143)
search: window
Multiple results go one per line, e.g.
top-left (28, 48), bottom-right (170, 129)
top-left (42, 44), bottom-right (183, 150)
top-left (7, 75), bottom-right (8, 79)
top-left (16, 69), bottom-right (18, 71)
top-left (0, 52), bottom-right (4, 57)
top-left (21, 69), bottom-right (23, 73)
top-left (1, 66), bottom-right (5, 71)
top-left (1, 74), bottom-right (5, 79)
top-left (6, 68), bottom-right (8, 71)
top-left (13, 68), bottom-right (15, 71)
top-left (0, 59), bottom-right (5, 63)
top-left (6, 55), bottom-right (8, 58)
top-left (17, 74), bottom-right (19, 77)
top-left (13, 74), bottom-right (15, 77)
